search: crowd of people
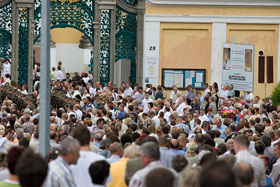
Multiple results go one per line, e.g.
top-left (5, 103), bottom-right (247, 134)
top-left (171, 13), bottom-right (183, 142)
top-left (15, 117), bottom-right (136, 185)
top-left (0, 62), bottom-right (280, 187)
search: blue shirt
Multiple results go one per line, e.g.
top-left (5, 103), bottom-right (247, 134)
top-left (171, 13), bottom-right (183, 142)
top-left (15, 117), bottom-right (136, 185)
top-left (159, 147), bottom-right (175, 168)
top-left (99, 149), bottom-right (111, 159)
top-left (170, 149), bottom-right (185, 156)
top-left (106, 155), bottom-right (121, 164)
top-left (116, 110), bottom-right (125, 120)
top-left (212, 124), bottom-right (227, 139)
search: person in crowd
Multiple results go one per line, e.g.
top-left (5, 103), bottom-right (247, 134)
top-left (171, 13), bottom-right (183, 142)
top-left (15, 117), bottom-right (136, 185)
top-left (212, 118), bottom-right (227, 139)
top-left (106, 142), bottom-right (123, 164)
top-left (89, 160), bottom-right (110, 187)
top-left (234, 134), bottom-right (266, 187)
top-left (50, 130), bottom-right (60, 149)
top-left (200, 160), bottom-right (236, 187)
top-left (179, 166), bottom-right (201, 187)
top-left (146, 167), bottom-right (175, 187)
top-left (55, 66), bottom-right (64, 81)
top-left (129, 141), bottom-right (177, 187)
top-left (108, 145), bottom-right (140, 187)
top-left (234, 162), bottom-right (255, 187)
top-left (15, 149), bottom-right (48, 187)
top-left (2, 73), bottom-right (280, 187)
top-left (0, 129), bottom-right (13, 154)
top-left (172, 155), bottom-right (188, 173)
top-left (155, 85), bottom-right (163, 100)
top-left (270, 142), bottom-right (280, 186)
top-left (159, 137), bottom-right (175, 168)
top-left (45, 137), bottom-right (80, 187)
top-left (0, 146), bottom-right (25, 187)
top-left (70, 125), bottom-right (106, 187)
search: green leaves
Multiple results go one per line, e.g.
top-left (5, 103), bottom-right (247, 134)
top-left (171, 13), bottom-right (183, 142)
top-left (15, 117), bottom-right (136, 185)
top-left (271, 82), bottom-right (280, 107)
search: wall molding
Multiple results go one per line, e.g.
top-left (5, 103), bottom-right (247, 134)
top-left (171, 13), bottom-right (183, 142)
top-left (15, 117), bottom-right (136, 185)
top-left (146, 14), bottom-right (280, 24)
top-left (147, 0), bottom-right (280, 7)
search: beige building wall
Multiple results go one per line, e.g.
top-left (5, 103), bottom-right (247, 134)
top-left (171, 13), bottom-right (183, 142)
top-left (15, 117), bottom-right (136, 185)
top-left (159, 23), bottom-right (212, 86)
top-left (227, 24), bottom-right (278, 98)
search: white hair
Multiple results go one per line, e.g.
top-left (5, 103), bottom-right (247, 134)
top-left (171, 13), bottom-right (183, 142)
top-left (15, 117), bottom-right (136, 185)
top-left (123, 145), bottom-right (140, 159)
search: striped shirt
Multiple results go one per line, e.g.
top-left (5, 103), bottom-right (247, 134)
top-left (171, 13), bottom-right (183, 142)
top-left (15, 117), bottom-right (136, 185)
top-left (235, 150), bottom-right (266, 187)
top-left (174, 123), bottom-right (190, 135)
top-left (45, 156), bottom-right (76, 187)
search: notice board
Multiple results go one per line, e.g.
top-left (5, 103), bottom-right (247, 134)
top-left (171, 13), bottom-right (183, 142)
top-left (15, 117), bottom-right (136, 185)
top-left (162, 69), bottom-right (206, 89)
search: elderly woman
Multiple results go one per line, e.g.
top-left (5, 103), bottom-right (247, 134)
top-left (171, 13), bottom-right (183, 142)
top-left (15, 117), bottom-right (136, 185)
top-left (108, 145), bottom-right (140, 187)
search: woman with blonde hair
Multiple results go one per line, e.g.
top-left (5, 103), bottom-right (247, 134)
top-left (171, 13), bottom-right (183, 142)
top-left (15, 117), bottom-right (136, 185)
top-left (224, 139), bottom-right (234, 155)
top-left (156, 126), bottom-right (162, 138)
top-left (180, 166), bottom-right (202, 187)
top-left (108, 145), bottom-right (140, 187)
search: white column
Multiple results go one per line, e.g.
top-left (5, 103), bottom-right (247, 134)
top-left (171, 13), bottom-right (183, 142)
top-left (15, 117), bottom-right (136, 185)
top-left (277, 24), bottom-right (280, 83)
top-left (143, 17), bottom-right (160, 86)
top-left (211, 23), bottom-right (227, 88)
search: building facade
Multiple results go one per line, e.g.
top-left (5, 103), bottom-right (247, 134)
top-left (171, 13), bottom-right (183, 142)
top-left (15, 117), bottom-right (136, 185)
top-left (143, 0), bottom-right (280, 98)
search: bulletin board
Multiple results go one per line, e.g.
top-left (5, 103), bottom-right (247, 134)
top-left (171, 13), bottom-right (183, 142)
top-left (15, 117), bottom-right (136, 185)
top-left (162, 69), bottom-right (206, 89)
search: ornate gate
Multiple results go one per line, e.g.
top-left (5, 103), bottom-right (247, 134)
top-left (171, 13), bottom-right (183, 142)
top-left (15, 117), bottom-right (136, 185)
top-left (0, 0), bottom-right (144, 88)
top-left (0, 1), bottom-right (12, 61)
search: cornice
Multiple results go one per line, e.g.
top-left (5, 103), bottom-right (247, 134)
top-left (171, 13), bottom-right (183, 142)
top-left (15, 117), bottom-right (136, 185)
top-left (147, 0), bottom-right (280, 7)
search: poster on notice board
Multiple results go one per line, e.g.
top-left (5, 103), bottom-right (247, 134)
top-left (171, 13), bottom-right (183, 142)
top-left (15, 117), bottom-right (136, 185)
top-left (222, 43), bottom-right (254, 92)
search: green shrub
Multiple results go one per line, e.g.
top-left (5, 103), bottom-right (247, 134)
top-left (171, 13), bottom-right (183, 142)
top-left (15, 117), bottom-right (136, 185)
top-left (271, 82), bottom-right (280, 107)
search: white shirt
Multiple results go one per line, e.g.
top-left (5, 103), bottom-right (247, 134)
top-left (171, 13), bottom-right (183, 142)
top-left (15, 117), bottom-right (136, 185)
top-left (203, 88), bottom-right (210, 97)
top-left (124, 87), bottom-right (133, 97)
top-left (82, 77), bottom-right (90, 84)
top-left (2, 63), bottom-right (11, 77)
top-left (0, 137), bottom-right (9, 154)
top-left (21, 90), bottom-right (28, 95)
top-left (176, 102), bottom-right (186, 116)
top-left (89, 87), bottom-right (96, 96)
top-left (142, 98), bottom-right (153, 113)
top-left (198, 114), bottom-right (209, 123)
top-left (169, 90), bottom-right (175, 100)
top-left (68, 111), bottom-right (77, 119)
top-left (55, 70), bottom-right (64, 81)
top-left (75, 109), bottom-right (83, 120)
top-left (164, 112), bottom-right (171, 123)
top-left (246, 93), bottom-right (254, 102)
top-left (70, 151), bottom-right (106, 187)
top-left (220, 90), bottom-right (229, 99)
top-left (271, 138), bottom-right (280, 148)
top-left (152, 116), bottom-right (160, 127)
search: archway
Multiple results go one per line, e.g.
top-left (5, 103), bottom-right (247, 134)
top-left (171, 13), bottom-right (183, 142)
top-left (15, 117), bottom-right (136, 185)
top-left (34, 28), bottom-right (93, 76)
